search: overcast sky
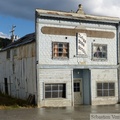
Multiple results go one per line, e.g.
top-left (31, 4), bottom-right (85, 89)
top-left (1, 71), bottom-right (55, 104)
top-left (0, 0), bottom-right (120, 37)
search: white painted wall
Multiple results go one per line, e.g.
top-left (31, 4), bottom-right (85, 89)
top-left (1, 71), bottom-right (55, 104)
top-left (91, 69), bottom-right (118, 105)
top-left (37, 68), bottom-right (72, 107)
top-left (36, 18), bottom-right (117, 66)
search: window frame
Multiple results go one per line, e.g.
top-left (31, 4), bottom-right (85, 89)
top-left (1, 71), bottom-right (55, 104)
top-left (45, 83), bottom-right (66, 99)
top-left (74, 82), bottom-right (80, 92)
top-left (13, 49), bottom-right (17, 57)
top-left (6, 49), bottom-right (10, 59)
top-left (92, 43), bottom-right (107, 61)
top-left (52, 42), bottom-right (69, 59)
top-left (97, 82), bottom-right (115, 97)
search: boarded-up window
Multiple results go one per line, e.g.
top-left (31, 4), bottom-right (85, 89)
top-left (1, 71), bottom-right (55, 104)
top-left (45, 84), bottom-right (66, 98)
top-left (13, 49), bottom-right (17, 56)
top-left (52, 42), bottom-right (69, 59)
top-left (6, 50), bottom-right (10, 59)
top-left (97, 82), bottom-right (115, 97)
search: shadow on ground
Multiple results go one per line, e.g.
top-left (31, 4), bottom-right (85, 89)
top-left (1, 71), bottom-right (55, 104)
top-left (0, 92), bottom-right (36, 109)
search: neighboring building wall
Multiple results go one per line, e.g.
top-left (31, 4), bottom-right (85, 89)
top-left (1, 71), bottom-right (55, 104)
top-left (0, 42), bottom-right (37, 101)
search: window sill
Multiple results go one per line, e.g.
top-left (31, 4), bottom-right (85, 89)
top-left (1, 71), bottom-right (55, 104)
top-left (52, 57), bottom-right (69, 60)
top-left (96, 96), bottom-right (115, 98)
top-left (92, 58), bottom-right (107, 61)
top-left (44, 98), bottom-right (66, 100)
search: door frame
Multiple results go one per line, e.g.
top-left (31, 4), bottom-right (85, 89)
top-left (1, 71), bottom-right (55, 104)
top-left (73, 78), bottom-right (83, 105)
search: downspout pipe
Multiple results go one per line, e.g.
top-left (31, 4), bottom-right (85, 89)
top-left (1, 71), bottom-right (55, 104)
top-left (117, 22), bottom-right (120, 103)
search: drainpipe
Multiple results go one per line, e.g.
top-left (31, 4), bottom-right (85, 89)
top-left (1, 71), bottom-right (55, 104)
top-left (71, 70), bottom-right (74, 106)
top-left (117, 22), bottom-right (120, 102)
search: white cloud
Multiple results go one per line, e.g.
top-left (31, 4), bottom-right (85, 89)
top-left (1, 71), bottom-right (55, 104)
top-left (82, 0), bottom-right (120, 18)
top-left (0, 32), bottom-right (10, 39)
top-left (0, 0), bottom-right (120, 20)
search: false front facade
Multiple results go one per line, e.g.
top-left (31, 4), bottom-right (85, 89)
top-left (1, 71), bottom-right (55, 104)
top-left (35, 5), bottom-right (120, 107)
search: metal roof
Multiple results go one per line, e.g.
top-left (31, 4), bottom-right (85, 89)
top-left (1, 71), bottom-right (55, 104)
top-left (1, 33), bottom-right (35, 51)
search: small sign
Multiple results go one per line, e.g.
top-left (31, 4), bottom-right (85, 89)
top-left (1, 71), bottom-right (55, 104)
top-left (77, 33), bottom-right (87, 56)
top-left (90, 114), bottom-right (120, 120)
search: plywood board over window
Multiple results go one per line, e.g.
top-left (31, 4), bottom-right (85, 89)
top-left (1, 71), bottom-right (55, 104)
top-left (6, 50), bottom-right (10, 59)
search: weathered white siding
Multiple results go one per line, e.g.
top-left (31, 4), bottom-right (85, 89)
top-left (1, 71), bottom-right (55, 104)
top-left (91, 69), bottom-right (118, 105)
top-left (0, 42), bottom-right (37, 101)
top-left (36, 19), bottom-right (117, 66)
top-left (35, 11), bottom-right (119, 107)
top-left (37, 69), bottom-right (72, 107)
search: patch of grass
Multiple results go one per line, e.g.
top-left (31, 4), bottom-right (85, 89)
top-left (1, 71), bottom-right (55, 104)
top-left (0, 92), bottom-right (36, 109)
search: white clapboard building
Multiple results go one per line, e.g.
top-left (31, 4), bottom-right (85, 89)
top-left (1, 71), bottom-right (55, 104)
top-left (0, 5), bottom-right (120, 107)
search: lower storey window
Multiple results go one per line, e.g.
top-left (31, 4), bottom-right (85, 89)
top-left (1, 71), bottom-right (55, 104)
top-left (97, 82), bottom-right (115, 97)
top-left (45, 84), bottom-right (66, 98)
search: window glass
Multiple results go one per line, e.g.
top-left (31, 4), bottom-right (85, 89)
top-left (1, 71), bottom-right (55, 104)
top-left (52, 42), bottom-right (69, 59)
top-left (104, 90), bottom-right (108, 96)
top-left (45, 92), bottom-right (51, 98)
top-left (97, 82), bottom-right (115, 97)
top-left (97, 83), bottom-right (102, 89)
top-left (92, 44), bottom-right (107, 60)
top-left (74, 82), bottom-right (80, 92)
top-left (109, 90), bottom-right (115, 96)
top-left (103, 83), bottom-right (108, 89)
top-left (45, 84), bottom-right (66, 98)
top-left (45, 85), bottom-right (51, 91)
top-left (52, 85), bottom-right (58, 91)
top-left (109, 83), bottom-right (114, 89)
top-left (97, 90), bottom-right (102, 96)
top-left (52, 92), bottom-right (58, 98)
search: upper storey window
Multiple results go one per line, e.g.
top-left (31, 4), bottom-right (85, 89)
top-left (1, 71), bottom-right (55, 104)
top-left (92, 44), bottom-right (107, 60)
top-left (6, 50), bottom-right (10, 59)
top-left (52, 42), bottom-right (69, 59)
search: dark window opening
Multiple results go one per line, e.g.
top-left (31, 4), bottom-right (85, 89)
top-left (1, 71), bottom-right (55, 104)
top-left (97, 82), bottom-right (115, 97)
top-left (45, 84), bottom-right (66, 98)
top-left (74, 82), bottom-right (80, 92)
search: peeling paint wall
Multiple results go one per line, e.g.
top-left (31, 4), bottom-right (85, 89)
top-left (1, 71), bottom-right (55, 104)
top-left (0, 42), bottom-right (37, 101)
top-left (38, 69), bottom-right (72, 107)
top-left (36, 14), bottom-right (119, 107)
top-left (91, 69), bottom-right (118, 105)
top-left (36, 18), bottom-right (117, 66)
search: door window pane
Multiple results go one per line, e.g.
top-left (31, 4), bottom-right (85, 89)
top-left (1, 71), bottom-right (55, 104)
top-left (74, 82), bottom-right (80, 92)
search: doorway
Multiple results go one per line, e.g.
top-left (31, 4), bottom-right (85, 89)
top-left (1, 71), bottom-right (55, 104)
top-left (73, 69), bottom-right (91, 105)
top-left (4, 78), bottom-right (8, 94)
top-left (74, 79), bottom-right (82, 105)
